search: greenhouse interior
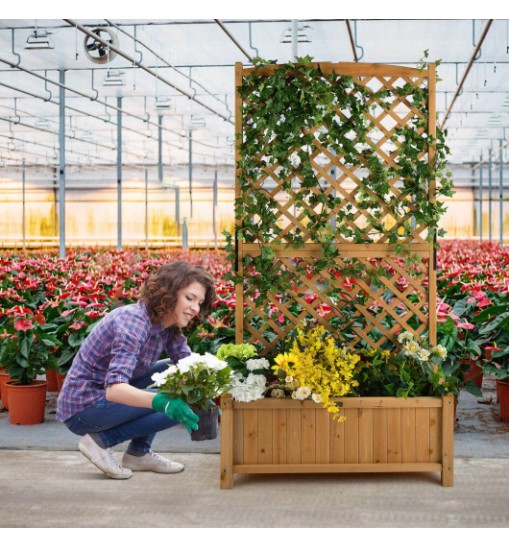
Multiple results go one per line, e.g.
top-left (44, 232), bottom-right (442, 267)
top-left (0, 18), bottom-right (508, 249)
top-left (1, 16), bottom-right (509, 530)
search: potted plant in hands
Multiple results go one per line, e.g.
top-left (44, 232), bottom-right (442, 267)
top-left (150, 353), bottom-right (234, 441)
top-left (0, 308), bottom-right (61, 424)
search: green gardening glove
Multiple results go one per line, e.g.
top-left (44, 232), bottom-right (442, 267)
top-left (152, 394), bottom-right (199, 433)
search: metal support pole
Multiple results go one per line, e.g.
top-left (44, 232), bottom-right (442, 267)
top-left (500, 139), bottom-right (504, 243)
top-left (117, 96), bottom-right (122, 251)
top-left (22, 159), bottom-right (26, 251)
top-left (145, 168), bottom-right (149, 251)
top-left (188, 129), bottom-right (193, 218)
top-left (292, 20), bottom-right (298, 60)
top-left (158, 114), bottom-right (163, 185)
top-left (175, 186), bottom-right (180, 237)
top-left (479, 153), bottom-right (483, 241)
top-left (182, 217), bottom-right (188, 249)
top-left (58, 69), bottom-right (66, 259)
top-left (489, 147), bottom-right (493, 241)
top-left (213, 169), bottom-right (218, 250)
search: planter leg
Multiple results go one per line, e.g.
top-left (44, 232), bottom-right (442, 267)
top-left (220, 394), bottom-right (234, 489)
top-left (441, 394), bottom-right (454, 487)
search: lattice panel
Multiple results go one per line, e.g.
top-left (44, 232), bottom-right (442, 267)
top-left (235, 62), bottom-right (437, 353)
top-left (241, 67), bottom-right (431, 245)
top-left (241, 254), bottom-right (430, 356)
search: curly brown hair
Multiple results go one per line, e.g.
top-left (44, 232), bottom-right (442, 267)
top-left (140, 261), bottom-right (216, 325)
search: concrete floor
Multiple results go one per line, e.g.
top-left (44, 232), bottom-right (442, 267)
top-left (1, 376), bottom-right (508, 528)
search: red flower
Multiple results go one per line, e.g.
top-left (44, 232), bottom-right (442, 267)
top-left (14, 318), bottom-right (33, 332)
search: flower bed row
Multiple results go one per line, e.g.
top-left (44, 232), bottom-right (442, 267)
top-left (1, 240), bottom-right (508, 391)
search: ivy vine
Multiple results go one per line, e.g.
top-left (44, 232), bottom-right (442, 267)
top-left (225, 55), bottom-right (452, 315)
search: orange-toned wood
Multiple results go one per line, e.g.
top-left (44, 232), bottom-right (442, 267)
top-left (387, 408), bottom-right (402, 463)
top-left (287, 409), bottom-right (302, 464)
top-left (441, 394), bottom-right (454, 486)
top-left (359, 408), bottom-right (374, 464)
top-left (315, 409), bottom-right (330, 464)
top-left (373, 408), bottom-right (388, 464)
top-left (272, 409), bottom-right (287, 464)
top-left (221, 396), bottom-right (451, 488)
top-left (301, 408), bottom-right (316, 464)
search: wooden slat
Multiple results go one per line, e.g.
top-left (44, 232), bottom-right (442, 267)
top-left (429, 407), bottom-right (441, 463)
top-left (233, 463), bottom-right (442, 474)
top-left (344, 408), bottom-right (359, 464)
top-left (387, 409), bottom-right (402, 463)
top-left (401, 408), bottom-right (417, 463)
top-left (415, 408), bottom-right (430, 463)
top-left (359, 408), bottom-right (374, 464)
top-left (220, 394), bottom-right (234, 489)
top-left (242, 62), bottom-right (423, 78)
top-left (234, 61), bottom-right (244, 346)
top-left (330, 410), bottom-right (345, 463)
top-left (441, 394), bottom-right (454, 486)
top-left (315, 408), bottom-right (330, 464)
top-left (373, 408), bottom-right (388, 464)
top-left (287, 409), bottom-right (302, 464)
top-left (302, 408), bottom-right (316, 464)
top-left (243, 410), bottom-right (258, 465)
top-left (233, 408), bottom-right (244, 465)
top-left (272, 409), bottom-right (287, 464)
top-left (233, 397), bottom-right (443, 410)
top-left (242, 243), bottom-right (431, 257)
top-left (257, 410), bottom-right (273, 464)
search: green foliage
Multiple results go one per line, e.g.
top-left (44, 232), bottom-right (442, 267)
top-left (226, 56), bottom-right (453, 309)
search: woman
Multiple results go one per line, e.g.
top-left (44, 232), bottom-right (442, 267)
top-left (56, 260), bottom-right (216, 480)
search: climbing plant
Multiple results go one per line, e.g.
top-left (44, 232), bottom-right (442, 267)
top-left (226, 57), bottom-right (451, 352)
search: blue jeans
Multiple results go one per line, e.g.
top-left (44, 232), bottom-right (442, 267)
top-left (64, 359), bottom-right (178, 456)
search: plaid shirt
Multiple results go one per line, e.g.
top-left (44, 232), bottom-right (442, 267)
top-left (56, 301), bottom-right (191, 422)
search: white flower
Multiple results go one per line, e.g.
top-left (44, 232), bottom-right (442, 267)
top-left (285, 376), bottom-right (294, 383)
top-left (246, 373), bottom-right (267, 386)
top-left (150, 371), bottom-right (168, 387)
top-left (311, 393), bottom-right (322, 403)
top-left (295, 386), bottom-right (311, 400)
top-left (403, 340), bottom-right (420, 356)
top-left (245, 358), bottom-right (271, 371)
top-left (228, 373), bottom-right (267, 403)
top-left (202, 352), bottom-right (228, 370)
top-left (416, 348), bottom-right (431, 361)
top-left (291, 391), bottom-right (298, 399)
top-left (397, 331), bottom-right (414, 344)
top-left (433, 345), bottom-right (448, 359)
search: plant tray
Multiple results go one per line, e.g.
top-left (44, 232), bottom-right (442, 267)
top-left (219, 393), bottom-right (454, 488)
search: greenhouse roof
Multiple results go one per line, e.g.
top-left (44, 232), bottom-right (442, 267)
top-left (0, 10), bottom-right (508, 174)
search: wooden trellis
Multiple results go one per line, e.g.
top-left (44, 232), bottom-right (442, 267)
top-left (234, 61), bottom-right (438, 354)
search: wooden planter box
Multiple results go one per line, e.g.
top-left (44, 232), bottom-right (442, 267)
top-left (220, 393), bottom-right (454, 488)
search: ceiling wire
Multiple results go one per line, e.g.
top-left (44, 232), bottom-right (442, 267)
top-left (214, 19), bottom-right (253, 63)
top-left (63, 19), bottom-right (232, 124)
top-left (440, 19), bottom-right (494, 130)
top-left (104, 19), bottom-right (230, 112)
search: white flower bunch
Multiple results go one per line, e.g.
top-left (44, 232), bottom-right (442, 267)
top-left (397, 331), bottom-right (448, 363)
top-left (149, 353), bottom-right (233, 410)
top-left (245, 358), bottom-right (271, 371)
top-left (229, 372), bottom-right (267, 403)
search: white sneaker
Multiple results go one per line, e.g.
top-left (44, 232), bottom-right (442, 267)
top-left (122, 450), bottom-right (184, 474)
top-left (78, 434), bottom-right (132, 480)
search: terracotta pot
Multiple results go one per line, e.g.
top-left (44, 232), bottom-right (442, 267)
top-left (0, 370), bottom-right (13, 410)
top-left (497, 379), bottom-right (509, 422)
top-left (56, 373), bottom-right (67, 390)
top-left (45, 369), bottom-right (59, 392)
top-left (463, 359), bottom-right (484, 389)
top-left (6, 380), bottom-right (47, 425)
top-left (485, 346), bottom-right (500, 362)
